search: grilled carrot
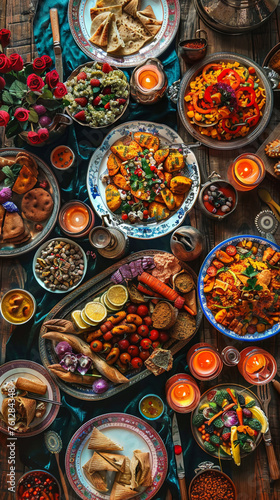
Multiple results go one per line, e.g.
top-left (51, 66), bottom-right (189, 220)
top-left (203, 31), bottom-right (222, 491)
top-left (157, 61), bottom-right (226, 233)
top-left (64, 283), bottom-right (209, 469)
top-left (137, 282), bottom-right (162, 297)
top-left (138, 272), bottom-right (179, 301)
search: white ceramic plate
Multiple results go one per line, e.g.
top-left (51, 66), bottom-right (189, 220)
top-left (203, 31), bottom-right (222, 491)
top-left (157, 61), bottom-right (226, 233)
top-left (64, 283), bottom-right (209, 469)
top-left (65, 413), bottom-right (168, 500)
top-left (68, 0), bottom-right (180, 68)
top-left (87, 121), bottom-right (201, 240)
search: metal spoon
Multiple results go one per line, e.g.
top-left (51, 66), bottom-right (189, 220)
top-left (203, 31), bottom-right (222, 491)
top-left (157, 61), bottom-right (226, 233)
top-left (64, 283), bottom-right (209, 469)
top-left (44, 430), bottom-right (69, 500)
top-left (258, 188), bottom-right (280, 223)
top-left (192, 118), bottom-right (247, 128)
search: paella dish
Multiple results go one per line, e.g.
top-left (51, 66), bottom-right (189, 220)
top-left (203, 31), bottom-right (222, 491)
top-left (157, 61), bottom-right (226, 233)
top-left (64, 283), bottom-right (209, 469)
top-left (184, 61), bottom-right (266, 141)
top-left (103, 131), bottom-right (193, 223)
top-left (202, 238), bottom-right (280, 336)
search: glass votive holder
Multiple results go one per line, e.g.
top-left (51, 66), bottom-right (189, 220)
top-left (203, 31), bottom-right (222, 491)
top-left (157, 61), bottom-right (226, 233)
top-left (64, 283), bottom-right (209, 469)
top-left (221, 346), bottom-right (241, 366)
top-left (165, 373), bottom-right (200, 413)
top-left (227, 153), bottom-right (265, 191)
top-left (58, 200), bottom-right (95, 238)
top-left (187, 343), bottom-right (223, 381)
top-left (238, 346), bottom-right (277, 385)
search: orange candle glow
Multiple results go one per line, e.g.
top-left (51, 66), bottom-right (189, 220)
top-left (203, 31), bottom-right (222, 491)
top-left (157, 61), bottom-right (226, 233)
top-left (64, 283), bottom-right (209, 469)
top-left (63, 204), bottom-right (89, 233)
top-left (246, 353), bottom-right (267, 374)
top-left (228, 153), bottom-right (265, 192)
top-left (136, 65), bottom-right (163, 91)
top-left (171, 383), bottom-right (195, 407)
top-left (234, 158), bottom-right (259, 184)
top-left (192, 350), bottom-right (219, 377)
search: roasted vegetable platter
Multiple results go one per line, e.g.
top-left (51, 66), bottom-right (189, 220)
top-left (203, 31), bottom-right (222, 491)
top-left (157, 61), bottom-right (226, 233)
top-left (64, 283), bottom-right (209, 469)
top-left (39, 250), bottom-right (203, 400)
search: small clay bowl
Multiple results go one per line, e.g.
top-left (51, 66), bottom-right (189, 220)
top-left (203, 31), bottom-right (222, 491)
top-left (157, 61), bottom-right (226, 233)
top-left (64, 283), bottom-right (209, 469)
top-left (198, 179), bottom-right (238, 221)
top-left (179, 30), bottom-right (208, 64)
top-left (139, 394), bottom-right (164, 421)
top-left (189, 468), bottom-right (237, 500)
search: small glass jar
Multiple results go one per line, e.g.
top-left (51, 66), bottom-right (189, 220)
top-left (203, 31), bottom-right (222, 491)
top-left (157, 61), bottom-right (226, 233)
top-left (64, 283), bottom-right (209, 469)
top-left (227, 153), bottom-right (265, 191)
top-left (238, 346), bottom-right (277, 385)
top-left (166, 373), bottom-right (200, 413)
top-left (221, 346), bottom-right (241, 367)
top-left (58, 200), bottom-right (95, 238)
top-left (187, 343), bottom-right (223, 381)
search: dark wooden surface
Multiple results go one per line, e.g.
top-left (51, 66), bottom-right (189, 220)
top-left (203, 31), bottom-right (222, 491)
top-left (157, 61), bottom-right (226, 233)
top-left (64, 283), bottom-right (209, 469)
top-left (1, 0), bottom-right (280, 499)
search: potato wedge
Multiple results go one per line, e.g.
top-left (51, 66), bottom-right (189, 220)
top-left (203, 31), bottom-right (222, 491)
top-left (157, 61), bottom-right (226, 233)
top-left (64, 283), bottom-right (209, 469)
top-left (111, 140), bottom-right (142, 161)
top-left (133, 132), bottom-right (160, 151)
top-left (105, 184), bottom-right (122, 212)
top-left (107, 153), bottom-right (122, 176)
top-left (164, 151), bottom-right (184, 173)
top-left (173, 193), bottom-right (185, 209)
top-left (149, 202), bottom-right (170, 221)
top-left (113, 173), bottom-right (130, 191)
top-left (164, 171), bottom-right (172, 187)
top-left (154, 149), bottom-right (169, 164)
top-left (131, 188), bottom-right (150, 201)
top-left (161, 188), bottom-right (176, 210)
top-left (170, 176), bottom-right (192, 194)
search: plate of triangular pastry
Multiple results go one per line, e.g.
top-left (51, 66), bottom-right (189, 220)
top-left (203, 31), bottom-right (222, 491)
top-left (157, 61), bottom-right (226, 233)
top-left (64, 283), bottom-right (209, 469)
top-left (68, 0), bottom-right (180, 68)
top-left (65, 412), bottom-right (168, 499)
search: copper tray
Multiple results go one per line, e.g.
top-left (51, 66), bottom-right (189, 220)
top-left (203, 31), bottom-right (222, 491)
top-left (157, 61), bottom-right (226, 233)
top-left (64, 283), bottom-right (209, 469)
top-left (39, 250), bottom-right (203, 400)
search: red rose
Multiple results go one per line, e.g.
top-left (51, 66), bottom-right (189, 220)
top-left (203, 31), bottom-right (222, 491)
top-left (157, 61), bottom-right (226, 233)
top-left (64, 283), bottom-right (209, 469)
top-left (9, 53), bottom-right (24, 72)
top-left (0, 76), bottom-right (5, 90)
top-left (0, 54), bottom-right (10, 74)
top-left (53, 82), bottom-right (67, 98)
top-left (14, 107), bottom-right (30, 122)
top-left (33, 57), bottom-right (47, 74)
top-left (27, 131), bottom-right (40, 144)
top-left (45, 69), bottom-right (59, 89)
top-left (38, 127), bottom-right (49, 143)
top-left (0, 29), bottom-right (11, 49)
top-left (0, 110), bottom-right (10, 127)
top-left (27, 73), bottom-right (44, 91)
top-left (41, 55), bottom-right (52, 68)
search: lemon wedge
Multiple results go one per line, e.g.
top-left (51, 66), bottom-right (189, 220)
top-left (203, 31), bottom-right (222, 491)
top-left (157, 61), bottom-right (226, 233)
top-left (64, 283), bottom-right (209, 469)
top-left (250, 406), bottom-right (269, 433)
top-left (71, 310), bottom-right (90, 330)
top-left (84, 302), bottom-right (107, 323)
top-left (106, 285), bottom-right (128, 307)
top-left (230, 426), bottom-right (241, 466)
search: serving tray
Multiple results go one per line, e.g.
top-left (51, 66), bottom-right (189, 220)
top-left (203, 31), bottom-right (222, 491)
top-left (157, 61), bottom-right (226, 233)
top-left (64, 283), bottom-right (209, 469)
top-left (39, 250), bottom-right (203, 400)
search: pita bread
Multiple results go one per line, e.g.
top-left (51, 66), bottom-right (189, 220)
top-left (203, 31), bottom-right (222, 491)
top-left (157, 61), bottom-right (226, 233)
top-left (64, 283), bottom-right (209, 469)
top-left (118, 13), bottom-right (150, 37)
top-left (90, 12), bottom-right (110, 36)
top-left (8, 230), bottom-right (31, 245)
top-left (0, 157), bottom-right (14, 168)
top-left (88, 427), bottom-right (123, 451)
top-left (89, 13), bottom-right (113, 46)
top-left (107, 17), bottom-right (125, 53)
top-left (83, 461), bottom-right (108, 492)
top-left (139, 5), bottom-right (157, 19)
top-left (110, 482), bottom-right (138, 500)
top-left (2, 212), bottom-right (25, 241)
top-left (124, 0), bottom-right (140, 17)
top-left (87, 452), bottom-right (125, 472)
top-left (134, 450), bottom-right (152, 487)
top-left (1, 397), bottom-right (36, 431)
top-left (96, 0), bottom-right (128, 6)
top-left (0, 205), bottom-right (5, 237)
top-left (90, 5), bottom-right (122, 21)
top-left (136, 10), bottom-right (162, 36)
top-left (116, 456), bottom-right (132, 486)
top-left (114, 25), bottom-right (151, 55)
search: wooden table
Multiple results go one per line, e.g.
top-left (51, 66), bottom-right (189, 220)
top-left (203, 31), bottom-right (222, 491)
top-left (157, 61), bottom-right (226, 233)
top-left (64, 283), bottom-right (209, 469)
top-left (0, 0), bottom-right (280, 499)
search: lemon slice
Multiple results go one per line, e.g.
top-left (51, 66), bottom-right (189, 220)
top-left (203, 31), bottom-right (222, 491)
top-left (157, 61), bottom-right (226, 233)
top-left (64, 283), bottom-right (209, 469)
top-left (71, 310), bottom-right (90, 330)
top-left (84, 301), bottom-right (107, 323)
top-left (230, 426), bottom-right (241, 466)
top-left (106, 285), bottom-right (128, 307)
top-left (250, 406), bottom-right (269, 433)
top-left (93, 296), bottom-right (101, 303)
top-left (220, 444), bottom-right (231, 456)
top-left (104, 293), bottom-right (121, 312)
top-left (81, 309), bottom-right (99, 326)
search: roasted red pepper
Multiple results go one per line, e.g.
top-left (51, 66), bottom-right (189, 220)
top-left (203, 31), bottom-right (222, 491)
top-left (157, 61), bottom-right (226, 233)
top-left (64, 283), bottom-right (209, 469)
top-left (202, 63), bottom-right (222, 81)
top-left (222, 115), bottom-right (242, 135)
top-left (245, 102), bottom-right (260, 127)
top-left (193, 93), bottom-right (216, 114)
top-left (217, 68), bottom-right (241, 90)
top-left (236, 87), bottom-right (256, 107)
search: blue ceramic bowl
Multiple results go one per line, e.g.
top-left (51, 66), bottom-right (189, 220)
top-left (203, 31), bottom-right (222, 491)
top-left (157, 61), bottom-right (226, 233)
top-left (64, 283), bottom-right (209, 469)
top-left (198, 235), bottom-right (280, 342)
top-left (139, 394), bottom-right (164, 421)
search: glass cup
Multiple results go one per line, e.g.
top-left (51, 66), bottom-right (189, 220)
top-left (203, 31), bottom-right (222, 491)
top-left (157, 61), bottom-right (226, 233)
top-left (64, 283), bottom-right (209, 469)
top-left (221, 346), bottom-right (241, 366)
top-left (227, 153), bottom-right (265, 191)
top-left (166, 373), bottom-right (200, 413)
top-left (187, 343), bottom-right (223, 381)
top-left (238, 346), bottom-right (277, 385)
top-left (58, 200), bottom-right (95, 238)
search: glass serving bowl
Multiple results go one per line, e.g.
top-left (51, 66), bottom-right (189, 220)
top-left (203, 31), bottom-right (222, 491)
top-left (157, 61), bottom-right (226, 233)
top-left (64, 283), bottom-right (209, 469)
top-left (191, 383), bottom-right (263, 462)
top-left (177, 52), bottom-right (273, 150)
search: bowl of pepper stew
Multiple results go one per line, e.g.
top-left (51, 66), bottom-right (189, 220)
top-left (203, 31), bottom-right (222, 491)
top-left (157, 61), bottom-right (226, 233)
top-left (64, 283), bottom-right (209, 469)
top-left (189, 467), bottom-right (237, 500)
top-left (178, 52), bottom-right (273, 150)
top-left (16, 470), bottom-right (61, 500)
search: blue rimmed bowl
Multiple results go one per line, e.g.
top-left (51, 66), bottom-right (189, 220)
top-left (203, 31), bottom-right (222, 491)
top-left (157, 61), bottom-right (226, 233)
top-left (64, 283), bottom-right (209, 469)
top-left (198, 235), bottom-right (280, 342)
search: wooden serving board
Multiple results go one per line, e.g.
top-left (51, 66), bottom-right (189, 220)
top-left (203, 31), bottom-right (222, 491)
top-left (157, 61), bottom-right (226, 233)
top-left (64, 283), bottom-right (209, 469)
top-left (39, 250), bottom-right (203, 401)
top-left (256, 123), bottom-right (280, 180)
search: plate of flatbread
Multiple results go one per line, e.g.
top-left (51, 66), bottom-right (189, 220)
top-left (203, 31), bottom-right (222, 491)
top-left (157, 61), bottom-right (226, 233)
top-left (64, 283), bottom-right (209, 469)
top-left (0, 149), bottom-right (60, 257)
top-left (65, 413), bottom-right (168, 500)
top-left (68, 0), bottom-right (180, 68)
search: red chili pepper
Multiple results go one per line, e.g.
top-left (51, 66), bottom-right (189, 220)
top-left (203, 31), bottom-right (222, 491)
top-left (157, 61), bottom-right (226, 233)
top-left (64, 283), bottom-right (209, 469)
top-left (202, 63), bottom-right (222, 81)
top-left (222, 115), bottom-right (242, 135)
top-left (204, 85), bottom-right (214, 103)
top-left (217, 68), bottom-right (241, 90)
top-left (193, 93), bottom-right (216, 114)
top-left (236, 87), bottom-right (256, 107)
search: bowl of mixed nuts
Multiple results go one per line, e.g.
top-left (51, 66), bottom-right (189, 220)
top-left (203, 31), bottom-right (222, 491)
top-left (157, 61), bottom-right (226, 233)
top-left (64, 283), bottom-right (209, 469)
top-left (33, 238), bottom-right (87, 293)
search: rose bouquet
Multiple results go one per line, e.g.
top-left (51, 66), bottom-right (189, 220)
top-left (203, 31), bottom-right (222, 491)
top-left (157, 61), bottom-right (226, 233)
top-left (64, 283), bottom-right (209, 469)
top-left (0, 29), bottom-right (70, 145)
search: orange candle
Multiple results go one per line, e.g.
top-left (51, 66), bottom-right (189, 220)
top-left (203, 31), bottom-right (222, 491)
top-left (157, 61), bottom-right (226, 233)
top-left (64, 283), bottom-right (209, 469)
top-left (171, 383), bottom-right (195, 407)
top-left (136, 65), bottom-right (163, 91)
top-left (234, 158), bottom-right (259, 184)
top-left (238, 347), bottom-right (277, 385)
top-left (227, 153), bottom-right (265, 191)
top-left (63, 204), bottom-right (89, 233)
top-left (192, 350), bottom-right (218, 377)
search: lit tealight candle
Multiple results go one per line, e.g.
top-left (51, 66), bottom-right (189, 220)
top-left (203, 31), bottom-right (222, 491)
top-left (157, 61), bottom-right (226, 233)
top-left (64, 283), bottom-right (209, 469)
top-left (228, 153), bottom-right (265, 191)
top-left (58, 201), bottom-right (94, 238)
top-left (234, 158), bottom-right (260, 184)
top-left (192, 350), bottom-right (219, 377)
top-left (171, 383), bottom-right (195, 407)
top-left (136, 64), bottom-right (163, 91)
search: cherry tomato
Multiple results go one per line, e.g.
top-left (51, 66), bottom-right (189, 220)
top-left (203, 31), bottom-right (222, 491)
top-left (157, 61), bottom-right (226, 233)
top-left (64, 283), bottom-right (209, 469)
top-left (159, 331), bottom-right (169, 344)
top-left (226, 245), bottom-right (237, 256)
top-left (90, 340), bottom-right (103, 352)
top-left (122, 213), bottom-right (128, 221)
top-left (127, 304), bottom-right (138, 314)
top-left (137, 324), bottom-right (149, 337)
top-left (127, 345), bottom-right (139, 357)
top-left (148, 329), bottom-right (159, 341)
top-left (130, 333), bottom-right (141, 344)
top-left (206, 266), bottom-right (217, 277)
top-left (102, 342), bottom-right (112, 354)
top-left (103, 331), bottom-right (113, 341)
top-left (131, 357), bottom-right (143, 369)
top-left (120, 352), bottom-right (131, 366)
top-left (152, 341), bottom-right (161, 349)
top-left (139, 350), bottom-right (150, 361)
top-left (143, 316), bottom-right (152, 327)
top-left (137, 305), bottom-right (149, 317)
top-left (118, 339), bottom-right (130, 352)
top-left (140, 338), bottom-right (152, 350)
